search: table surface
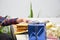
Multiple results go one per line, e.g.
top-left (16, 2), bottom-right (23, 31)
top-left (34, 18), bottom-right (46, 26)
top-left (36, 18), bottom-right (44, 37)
top-left (16, 34), bottom-right (29, 40)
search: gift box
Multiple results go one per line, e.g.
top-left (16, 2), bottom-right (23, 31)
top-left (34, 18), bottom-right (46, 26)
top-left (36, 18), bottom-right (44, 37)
top-left (28, 22), bottom-right (46, 40)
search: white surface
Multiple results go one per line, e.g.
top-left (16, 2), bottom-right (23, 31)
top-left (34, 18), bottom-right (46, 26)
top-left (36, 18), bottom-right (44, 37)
top-left (16, 34), bottom-right (29, 40)
top-left (27, 18), bottom-right (60, 24)
top-left (0, 0), bottom-right (60, 18)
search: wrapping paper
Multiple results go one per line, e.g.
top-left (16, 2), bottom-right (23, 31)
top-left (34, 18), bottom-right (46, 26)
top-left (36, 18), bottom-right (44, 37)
top-left (28, 23), bottom-right (46, 40)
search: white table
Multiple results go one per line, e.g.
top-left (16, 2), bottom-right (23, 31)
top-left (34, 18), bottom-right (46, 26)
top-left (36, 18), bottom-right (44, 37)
top-left (16, 34), bottom-right (29, 40)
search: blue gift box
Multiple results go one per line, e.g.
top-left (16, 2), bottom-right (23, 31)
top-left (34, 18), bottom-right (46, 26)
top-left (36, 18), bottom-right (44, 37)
top-left (28, 22), bottom-right (46, 40)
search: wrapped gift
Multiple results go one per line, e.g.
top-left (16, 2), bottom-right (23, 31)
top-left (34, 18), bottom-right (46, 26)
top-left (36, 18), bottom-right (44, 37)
top-left (0, 26), bottom-right (10, 34)
top-left (13, 22), bottom-right (28, 34)
top-left (28, 22), bottom-right (46, 40)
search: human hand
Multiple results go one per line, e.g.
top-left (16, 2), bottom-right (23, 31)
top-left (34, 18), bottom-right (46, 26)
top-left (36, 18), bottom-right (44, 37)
top-left (16, 18), bottom-right (29, 23)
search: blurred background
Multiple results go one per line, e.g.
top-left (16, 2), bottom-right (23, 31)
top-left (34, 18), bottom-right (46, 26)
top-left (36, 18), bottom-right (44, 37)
top-left (0, 0), bottom-right (60, 18)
